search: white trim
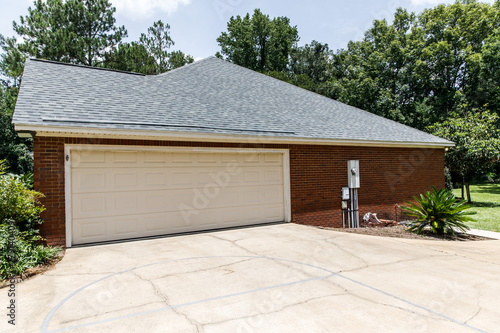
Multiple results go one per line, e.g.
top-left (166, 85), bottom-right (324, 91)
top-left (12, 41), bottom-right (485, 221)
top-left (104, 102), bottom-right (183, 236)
top-left (283, 150), bottom-right (291, 222)
top-left (64, 145), bottom-right (72, 248)
top-left (64, 144), bottom-right (288, 154)
top-left (64, 144), bottom-right (291, 247)
top-left (15, 124), bottom-right (454, 148)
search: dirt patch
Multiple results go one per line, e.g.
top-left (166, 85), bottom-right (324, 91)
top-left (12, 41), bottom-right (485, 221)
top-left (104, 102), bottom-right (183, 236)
top-left (325, 225), bottom-right (489, 241)
top-left (0, 250), bottom-right (65, 288)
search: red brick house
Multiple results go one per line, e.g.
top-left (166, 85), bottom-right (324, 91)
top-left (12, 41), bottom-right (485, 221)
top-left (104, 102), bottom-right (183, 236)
top-left (12, 57), bottom-right (452, 247)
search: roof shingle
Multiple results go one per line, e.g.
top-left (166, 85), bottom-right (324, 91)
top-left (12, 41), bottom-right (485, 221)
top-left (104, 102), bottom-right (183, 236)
top-left (12, 57), bottom-right (452, 146)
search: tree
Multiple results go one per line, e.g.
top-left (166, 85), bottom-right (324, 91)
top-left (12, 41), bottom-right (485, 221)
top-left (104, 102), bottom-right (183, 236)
top-left (216, 9), bottom-right (299, 72)
top-left (137, 20), bottom-right (194, 74)
top-left (0, 63), bottom-right (32, 174)
top-left (10, 0), bottom-right (127, 67)
top-left (168, 50), bottom-right (194, 70)
top-left (330, 8), bottom-right (429, 127)
top-left (0, 36), bottom-right (25, 88)
top-left (139, 20), bottom-right (173, 73)
top-left (103, 42), bottom-right (156, 74)
top-left (290, 41), bottom-right (332, 85)
top-left (414, 1), bottom-right (499, 121)
top-left (0, 0), bottom-right (126, 173)
top-left (323, 2), bottom-right (500, 129)
top-left (480, 27), bottom-right (500, 115)
top-left (428, 110), bottom-right (500, 203)
top-left (0, 110), bottom-right (33, 175)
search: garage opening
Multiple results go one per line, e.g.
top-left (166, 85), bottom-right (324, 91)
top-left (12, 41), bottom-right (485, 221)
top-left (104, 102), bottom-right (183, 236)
top-left (67, 147), bottom-right (289, 245)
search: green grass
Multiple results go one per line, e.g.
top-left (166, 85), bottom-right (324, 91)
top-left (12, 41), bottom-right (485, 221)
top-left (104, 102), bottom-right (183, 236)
top-left (452, 184), bottom-right (500, 232)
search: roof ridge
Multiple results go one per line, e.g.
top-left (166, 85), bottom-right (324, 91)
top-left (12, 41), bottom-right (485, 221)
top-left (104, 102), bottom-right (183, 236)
top-left (29, 58), bottom-right (146, 76)
top-left (156, 56), bottom-right (218, 76)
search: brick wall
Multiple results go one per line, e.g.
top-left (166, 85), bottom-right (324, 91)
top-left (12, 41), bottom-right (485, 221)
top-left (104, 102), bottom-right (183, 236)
top-left (33, 137), bottom-right (444, 247)
top-left (289, 145), bottom-right (444, 227)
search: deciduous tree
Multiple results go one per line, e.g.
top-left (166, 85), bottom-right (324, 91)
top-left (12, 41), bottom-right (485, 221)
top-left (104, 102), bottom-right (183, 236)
top-left (428, 110), bottom-right (500, 203)
top-left (216, 9), bottom-right (299, 72)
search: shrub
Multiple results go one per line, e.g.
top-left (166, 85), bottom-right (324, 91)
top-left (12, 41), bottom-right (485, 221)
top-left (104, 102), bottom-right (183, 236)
top-left (0, 160), bottom-right (61, 280)
top-left (0, 221), bottom-right (61, 279)
top-left (0, 162), bottom-right (44, 232)
top-left (402, 187), bottom-right (473, 235)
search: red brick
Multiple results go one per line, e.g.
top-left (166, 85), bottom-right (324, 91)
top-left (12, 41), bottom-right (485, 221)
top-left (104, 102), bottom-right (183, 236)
top-left (33, 137), bottom-right (444, 247)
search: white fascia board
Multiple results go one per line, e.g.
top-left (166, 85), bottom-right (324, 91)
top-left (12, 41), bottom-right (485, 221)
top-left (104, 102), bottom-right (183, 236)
top-left (14, 124), bottom-right (455, 148)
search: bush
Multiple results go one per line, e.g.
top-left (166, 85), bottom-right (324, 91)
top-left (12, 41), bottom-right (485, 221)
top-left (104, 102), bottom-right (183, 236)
top-left (0, 160), bottom-right (61, 280)
top-left (0, 221), bottom-right (60, 279)
top-left (402, 187), bottom-right (473, 235)
top-left (0, 164), bottom-right (44, 232)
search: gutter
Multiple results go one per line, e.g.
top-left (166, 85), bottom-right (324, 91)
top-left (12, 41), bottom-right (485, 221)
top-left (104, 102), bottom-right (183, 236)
top-left (14, 124), bottom-right (455, 149)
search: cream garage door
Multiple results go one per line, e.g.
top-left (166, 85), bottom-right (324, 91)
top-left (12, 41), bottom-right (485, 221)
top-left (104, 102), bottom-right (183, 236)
top-left (70, 149), bottom-right (286, 245)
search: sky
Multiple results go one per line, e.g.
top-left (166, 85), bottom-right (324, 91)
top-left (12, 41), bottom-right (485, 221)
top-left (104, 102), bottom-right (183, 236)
top-left (0, 0), bottom-right (497, 60)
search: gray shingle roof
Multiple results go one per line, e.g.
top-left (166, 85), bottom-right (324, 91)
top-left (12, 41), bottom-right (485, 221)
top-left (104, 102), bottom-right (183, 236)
top-left (13, 57), bottom-right (452, 146)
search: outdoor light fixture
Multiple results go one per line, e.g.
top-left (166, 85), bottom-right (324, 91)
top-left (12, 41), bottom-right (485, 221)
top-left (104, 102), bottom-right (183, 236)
top-left (16, 131), bottom-right (36, 138)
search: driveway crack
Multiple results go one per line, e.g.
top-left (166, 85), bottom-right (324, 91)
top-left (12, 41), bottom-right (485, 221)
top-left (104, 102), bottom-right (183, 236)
top-left (150, 258), bottom-right (256, 280)
top-left (337, 254), bottom-right (450, 274)
top-left (133, 271), bottom-right (204, 332)
top-left (202, 292), bottom-right (347, 327)
top-left (209, 234), bottom-right (336, 281)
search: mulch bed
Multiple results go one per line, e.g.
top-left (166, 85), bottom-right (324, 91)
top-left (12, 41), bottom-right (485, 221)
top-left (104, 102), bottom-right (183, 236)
top-left (325, 224), bottom-right (489, 241)
top-left (0, 250), bottom-right (65, 289)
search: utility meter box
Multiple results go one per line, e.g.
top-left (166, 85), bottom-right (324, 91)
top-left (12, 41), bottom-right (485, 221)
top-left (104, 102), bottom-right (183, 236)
top-left (341, 187), bottom-right (350, 200)
top-left (347, 160), bottom-right (360, 188)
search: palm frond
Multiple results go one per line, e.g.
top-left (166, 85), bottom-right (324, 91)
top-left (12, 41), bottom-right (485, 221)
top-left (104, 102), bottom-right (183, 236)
top-left (402, 187), bottom-right (473, 236)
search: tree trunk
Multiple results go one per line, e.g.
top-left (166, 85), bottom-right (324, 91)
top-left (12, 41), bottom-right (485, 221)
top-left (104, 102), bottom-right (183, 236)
top-left (465, 182), bottom-right (472, 203)
top-left (461, 178), bottom-right (465, 199)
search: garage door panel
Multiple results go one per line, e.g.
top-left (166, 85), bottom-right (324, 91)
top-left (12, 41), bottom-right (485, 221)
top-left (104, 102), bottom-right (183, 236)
top-left (74, 195), bottom-right (107, 215)
top-left (113, 193), bottom-right (140, 212)
top-left (112, 172), bottom-right (138, 188)
top-left (144, 215), bottom-right (176, 232)
top-left (264, 169), bottom-right (283, 182)
top-left (197, 152), bottom-right (219, 164)
top-left (75, 220), bottom-right (107, 243)
top-left (112, 151), bottom-right (138, 163)
top-left (72, 170), bottom-right (107, 193)
top-left (170, 152), bottom-right (194, 164)
top-left (220, 153), bottom-right (239, 163)
top-left (71, 150), bottom-right (106, 167)
top-left (144, 172), bottom-right (168, 187)
top-left (144, 192), bottom-right (170, 210)
top-left (144, 151), bottom-right (167, 164)
top-left (112, 217), bottom-right (139, 235)
top-left (171, 171), bottom-right (197, 187)
top-left (264, 153), bottom-right (282, 163)
top-left (71, 149), bottom-right (286, 245)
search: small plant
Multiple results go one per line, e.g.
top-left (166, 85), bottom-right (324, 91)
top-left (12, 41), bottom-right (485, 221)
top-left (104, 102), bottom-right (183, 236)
top-left (402, 187), bottom-right (473, 235)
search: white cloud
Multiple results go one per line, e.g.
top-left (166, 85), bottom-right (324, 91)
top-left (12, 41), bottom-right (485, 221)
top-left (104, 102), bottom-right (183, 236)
top-left (410, 0), bottom-right (495, 4)
top-left (112, 0), bottom-right (191, 20)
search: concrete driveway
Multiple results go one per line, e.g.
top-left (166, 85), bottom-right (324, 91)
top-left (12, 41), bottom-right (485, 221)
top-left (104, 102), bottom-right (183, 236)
top-left (2, 223), bottom-right (500, 333)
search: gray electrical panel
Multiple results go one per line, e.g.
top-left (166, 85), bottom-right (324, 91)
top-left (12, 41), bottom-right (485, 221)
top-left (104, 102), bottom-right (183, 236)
top-left (347, 160), bottom-right (360, 188)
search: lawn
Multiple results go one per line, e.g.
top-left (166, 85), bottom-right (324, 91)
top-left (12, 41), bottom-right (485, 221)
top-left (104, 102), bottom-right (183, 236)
top-left (452, 184), bottom-right (500, 232)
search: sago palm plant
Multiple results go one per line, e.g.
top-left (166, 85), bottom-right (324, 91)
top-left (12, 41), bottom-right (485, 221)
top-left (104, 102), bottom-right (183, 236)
top-left (402, 187), bottom-right (473, 235)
